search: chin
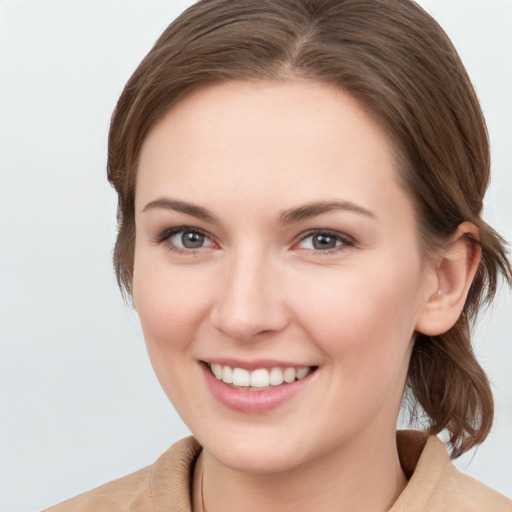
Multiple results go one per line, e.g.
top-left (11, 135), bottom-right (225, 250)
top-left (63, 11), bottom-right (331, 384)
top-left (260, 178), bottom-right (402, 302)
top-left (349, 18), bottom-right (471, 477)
top-left (211, 444), bottom-right (305, 475)
top-left (193, 423), bottom-right (318, 475)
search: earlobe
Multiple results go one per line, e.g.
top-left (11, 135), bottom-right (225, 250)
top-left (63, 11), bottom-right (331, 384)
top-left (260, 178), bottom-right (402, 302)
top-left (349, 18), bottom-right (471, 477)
top-left (416, 222), bottom-right (481, 336)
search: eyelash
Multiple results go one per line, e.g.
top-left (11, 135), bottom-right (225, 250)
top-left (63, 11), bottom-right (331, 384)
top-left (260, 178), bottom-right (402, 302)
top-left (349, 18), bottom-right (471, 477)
top-left (296, 229), bottom-right (355, 254)
top-left (153, 226), bottom-right (355, 256)
top-left (153, 226), bottom-right (215, 256)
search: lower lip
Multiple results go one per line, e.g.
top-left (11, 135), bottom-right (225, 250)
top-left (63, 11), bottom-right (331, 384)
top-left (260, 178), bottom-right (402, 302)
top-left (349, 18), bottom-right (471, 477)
top-left (201, 363), bottom-right (316, 414)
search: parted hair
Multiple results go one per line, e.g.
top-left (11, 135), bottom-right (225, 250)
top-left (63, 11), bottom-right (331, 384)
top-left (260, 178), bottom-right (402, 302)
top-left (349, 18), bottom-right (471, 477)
top-left (107, 0), bottom-right (511, 457)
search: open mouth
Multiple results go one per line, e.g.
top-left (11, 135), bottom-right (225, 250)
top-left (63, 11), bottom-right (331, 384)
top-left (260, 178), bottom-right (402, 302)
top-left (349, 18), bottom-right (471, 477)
top-left (204, 362), bottom-right (317, 391)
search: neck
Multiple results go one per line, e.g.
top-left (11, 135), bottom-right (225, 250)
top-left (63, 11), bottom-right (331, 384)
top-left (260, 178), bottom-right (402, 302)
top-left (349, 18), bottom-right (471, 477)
top-left (194, 427), bottom-right (407, 512)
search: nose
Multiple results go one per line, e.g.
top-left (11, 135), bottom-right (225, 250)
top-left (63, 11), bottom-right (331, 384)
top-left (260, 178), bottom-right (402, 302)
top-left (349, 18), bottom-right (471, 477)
top-left (209, 249), bottom-right (290, 342)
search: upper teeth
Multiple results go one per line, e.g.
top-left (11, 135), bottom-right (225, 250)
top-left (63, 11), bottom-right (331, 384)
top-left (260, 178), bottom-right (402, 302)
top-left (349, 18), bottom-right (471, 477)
top-left (210, 363), bottom-right (312, 389)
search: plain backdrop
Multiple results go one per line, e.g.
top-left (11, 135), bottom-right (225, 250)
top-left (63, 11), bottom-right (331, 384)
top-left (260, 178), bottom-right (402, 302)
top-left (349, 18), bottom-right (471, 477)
top-left (0, 1), bottom-right (511, 510)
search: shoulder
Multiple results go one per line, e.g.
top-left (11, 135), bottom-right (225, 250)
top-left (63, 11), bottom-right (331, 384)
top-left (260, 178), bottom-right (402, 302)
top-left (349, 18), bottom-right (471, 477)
top-left (43, 437), bottom-right (201, 512)
top-left (431, 458), bottom-right (512, 512)
top-left (43, 465), bottom-right (153, 512)
top-left (392, 430), bottom-right (512, 512)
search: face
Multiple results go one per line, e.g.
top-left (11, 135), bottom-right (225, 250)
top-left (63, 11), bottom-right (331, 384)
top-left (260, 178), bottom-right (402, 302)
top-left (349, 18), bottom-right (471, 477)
top-left (133, 81), bottom-right (437, 474)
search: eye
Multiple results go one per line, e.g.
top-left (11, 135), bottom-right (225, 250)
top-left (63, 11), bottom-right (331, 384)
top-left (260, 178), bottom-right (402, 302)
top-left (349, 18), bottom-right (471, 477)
top-left (171, 230), bottom-right (212, 249)
top-left (155, 226), bottom-right (216, 253)
top-left (296, 230), bottom-right (353, 252)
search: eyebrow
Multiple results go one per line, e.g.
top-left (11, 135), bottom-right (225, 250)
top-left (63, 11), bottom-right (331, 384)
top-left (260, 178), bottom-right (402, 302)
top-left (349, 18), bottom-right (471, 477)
top-left (142, 198), bottom-right (218, 223)
top-left (276, 200), bottom-right (376, 225)
top-left (142, 197), bottom-right (376, 224)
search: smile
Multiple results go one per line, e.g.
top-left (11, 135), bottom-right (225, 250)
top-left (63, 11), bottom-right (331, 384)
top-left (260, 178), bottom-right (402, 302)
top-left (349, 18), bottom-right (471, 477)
top-left (207, 363), bottom-right (315, 391)
top-left (201, 361), bottom-right (318, 413)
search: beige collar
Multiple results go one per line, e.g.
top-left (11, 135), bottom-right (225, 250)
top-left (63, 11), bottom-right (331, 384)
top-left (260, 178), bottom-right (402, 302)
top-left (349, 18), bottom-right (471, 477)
top-left (149, 431), bottom-right (450, 512)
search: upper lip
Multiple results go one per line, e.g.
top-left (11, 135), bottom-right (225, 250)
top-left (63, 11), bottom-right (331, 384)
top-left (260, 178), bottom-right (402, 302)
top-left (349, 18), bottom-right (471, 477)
top-left (201, 358), bottom-right (316, 371)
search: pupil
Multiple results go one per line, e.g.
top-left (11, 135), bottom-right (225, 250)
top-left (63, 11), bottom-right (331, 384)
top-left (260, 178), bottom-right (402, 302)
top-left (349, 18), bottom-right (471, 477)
top-left (182, 232), bottom-right (204, 249)
top-left (313, 234), bottom-right (336, 250)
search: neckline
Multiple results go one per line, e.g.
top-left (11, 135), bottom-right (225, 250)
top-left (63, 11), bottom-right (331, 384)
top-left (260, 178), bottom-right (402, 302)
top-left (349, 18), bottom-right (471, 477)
top-left (150, 431), bottom-right (448, 512)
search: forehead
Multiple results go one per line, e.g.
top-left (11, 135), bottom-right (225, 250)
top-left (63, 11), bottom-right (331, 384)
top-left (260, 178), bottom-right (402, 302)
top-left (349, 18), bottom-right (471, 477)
top-left (136, 80), bottom-right (408, 220)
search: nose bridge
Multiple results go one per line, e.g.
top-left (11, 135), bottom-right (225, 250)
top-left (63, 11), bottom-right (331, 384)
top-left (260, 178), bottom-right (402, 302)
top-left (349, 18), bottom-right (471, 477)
top-left (210, 245), bottom-right (288, 341)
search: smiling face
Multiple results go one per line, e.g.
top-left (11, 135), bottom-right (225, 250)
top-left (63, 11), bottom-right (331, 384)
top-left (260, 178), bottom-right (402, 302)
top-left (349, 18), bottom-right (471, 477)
top-left (133, 80), bottom-right (438, 474)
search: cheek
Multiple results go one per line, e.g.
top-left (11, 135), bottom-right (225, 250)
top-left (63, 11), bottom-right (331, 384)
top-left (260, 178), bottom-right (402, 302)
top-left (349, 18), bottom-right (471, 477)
top-left (292, 260), bottom-right (423, 370)
top-left (132, 257), bottom-right (216, 417)
top-left (132, 256), bottom-right (213, 352)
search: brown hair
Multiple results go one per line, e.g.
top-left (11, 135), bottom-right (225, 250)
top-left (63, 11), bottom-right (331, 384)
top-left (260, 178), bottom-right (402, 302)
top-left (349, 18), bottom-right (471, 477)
top-left (107, 0), bottom-right (511, 457)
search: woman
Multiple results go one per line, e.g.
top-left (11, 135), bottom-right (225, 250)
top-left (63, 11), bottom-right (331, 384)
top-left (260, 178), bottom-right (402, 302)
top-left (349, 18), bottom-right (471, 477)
top-left (45, 0), bottom-right (511, 510)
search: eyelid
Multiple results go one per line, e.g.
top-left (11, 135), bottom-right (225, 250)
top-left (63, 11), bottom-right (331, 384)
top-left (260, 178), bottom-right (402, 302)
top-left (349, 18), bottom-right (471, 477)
top-left (153, 225), bottom-right (205, 243)
top-left (152, 226), bottom-right (355, 255)
top-left (153, 225), bottom-right (217, 254)
top-left (294, 229), bottom-right (355, 252)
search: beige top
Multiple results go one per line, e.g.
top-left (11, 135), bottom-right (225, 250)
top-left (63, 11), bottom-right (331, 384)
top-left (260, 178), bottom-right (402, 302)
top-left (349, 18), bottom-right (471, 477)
top-left (45, 431), bottom-right (511, 512)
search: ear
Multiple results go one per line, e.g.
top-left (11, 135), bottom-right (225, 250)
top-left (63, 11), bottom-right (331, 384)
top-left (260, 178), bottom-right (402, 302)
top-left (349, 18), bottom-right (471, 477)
top-left (416, 222), bottom-right (481, 336)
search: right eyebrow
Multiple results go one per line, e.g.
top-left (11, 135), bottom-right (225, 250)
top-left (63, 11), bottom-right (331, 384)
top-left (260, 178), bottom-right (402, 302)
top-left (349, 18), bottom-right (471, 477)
top-left (141, 198), bottom-right (218, 223)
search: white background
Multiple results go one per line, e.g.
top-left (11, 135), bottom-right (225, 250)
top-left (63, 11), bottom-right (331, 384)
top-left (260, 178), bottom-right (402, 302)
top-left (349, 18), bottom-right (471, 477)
top-left (0, 1), bottom-right (510, 510)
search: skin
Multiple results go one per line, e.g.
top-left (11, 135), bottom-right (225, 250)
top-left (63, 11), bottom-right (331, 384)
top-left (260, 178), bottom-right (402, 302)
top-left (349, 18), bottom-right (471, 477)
top-left (132, 80), bottom-right (477, 512)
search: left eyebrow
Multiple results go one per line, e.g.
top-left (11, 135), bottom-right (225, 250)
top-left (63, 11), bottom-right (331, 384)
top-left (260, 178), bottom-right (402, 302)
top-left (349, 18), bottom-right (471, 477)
top-left (276, 200), bottom-right (376, 225)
